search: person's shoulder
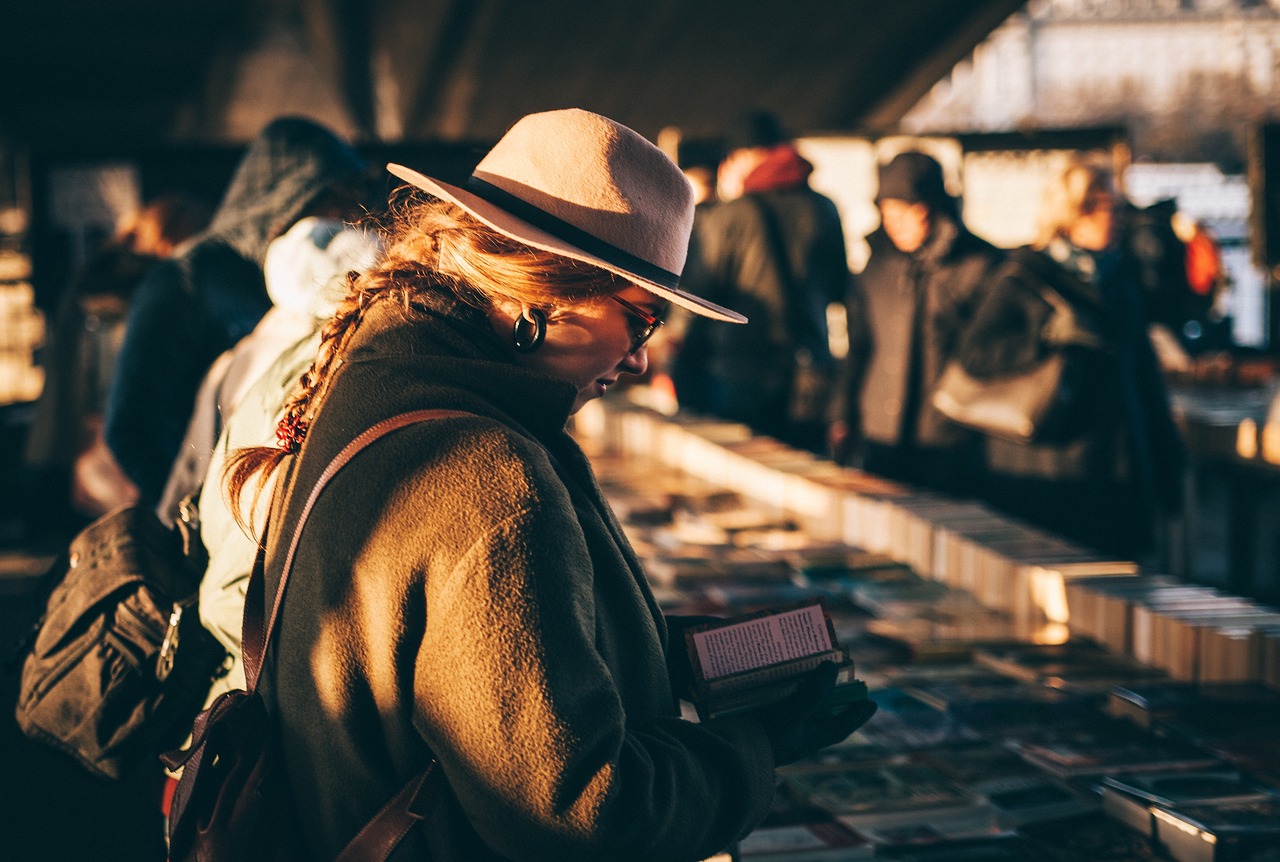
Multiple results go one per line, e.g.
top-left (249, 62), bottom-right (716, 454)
top-left (862, 227), bottom-right (900, 259)
top-left (370, 411), bottom-right (551, 480)
top-left (956, 225), bottom-right (1002, 256)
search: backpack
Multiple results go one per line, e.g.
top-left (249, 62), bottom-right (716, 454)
top-left (13, 498), bottom-right (228, 780)
top-left (162, 410), bottom-right (465, 862)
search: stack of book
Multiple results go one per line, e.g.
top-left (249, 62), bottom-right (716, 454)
top-left (572, 395), bottom-right (1280, 860)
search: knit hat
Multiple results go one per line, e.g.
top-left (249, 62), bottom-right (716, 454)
top-left (875, 151), bottom-right (953, 209)
top-left (725, 110), bottom-right (791, 152)
top-left (387, 108), bottom-right (746, 323)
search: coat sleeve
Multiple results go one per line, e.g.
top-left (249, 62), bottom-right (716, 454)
top-left (830, 271), bottom-right (871, 428)
top-left (104, 261), bottom-right (218, 503)
top-left (412, 437), bottom-right (776, 862)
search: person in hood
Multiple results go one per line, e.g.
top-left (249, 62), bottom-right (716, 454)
top-left (154, 222), bottom-right (381, 828)
top-left (670, 110), bottom-right (849, 453)
top-left (154, 216), bottom-right (380, 524)
top-left (829, 150), bottom-right (1004, 496)
top-left (216, 109), bottom-right (875, 862)
top-left (103, 116), bottom-right (368, 504)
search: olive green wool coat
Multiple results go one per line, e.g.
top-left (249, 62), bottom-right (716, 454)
top-left (260, 294), bottom-right (776, 861)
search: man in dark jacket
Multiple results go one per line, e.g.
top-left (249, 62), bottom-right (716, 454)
top-left (104, 117), bottom-right (367, 505)
top-left (671, 111), bottom-right (849, 452)
top-left (830, 150), bottom-right (1003, 496)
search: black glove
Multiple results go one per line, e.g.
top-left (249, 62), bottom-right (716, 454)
top-left (746, 662), bottom-right (878, 766)
top-left (664, 615), bottom-right (722, 702)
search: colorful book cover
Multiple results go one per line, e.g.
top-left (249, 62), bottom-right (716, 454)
top-left (780, 759), bottom-right (979, 821)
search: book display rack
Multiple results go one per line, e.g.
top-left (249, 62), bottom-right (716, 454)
top-left (575, 396), bottom-right (1280, 862)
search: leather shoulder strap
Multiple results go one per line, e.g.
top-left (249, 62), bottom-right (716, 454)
top-left (243, 408), bottom-right (474, 862)
top-left (242, 409), bottom-right (475, 691)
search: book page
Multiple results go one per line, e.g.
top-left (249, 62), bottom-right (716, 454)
top-left (691, 603), bottom-right (833, 680)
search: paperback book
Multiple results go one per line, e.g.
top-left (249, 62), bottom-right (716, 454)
top-left (778, 758), bottom-right (982, 823)
top-left (1152, 797), bottom-right (1280, 862)
top-left (683, 599), bottom-right (868, 720)
top-left (1099, 769), bottom-right (1276, 838)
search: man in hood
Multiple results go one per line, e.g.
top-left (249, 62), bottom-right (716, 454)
top-left (830, 150), bottom-right (1003, 495)
top-left (670, 110), bottom-right (849, 453)
top-left (104, 117), bottom-right (368, 504)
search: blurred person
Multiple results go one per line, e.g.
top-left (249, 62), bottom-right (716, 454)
top-left (23, 192), bottom-right (211, 523)
top-left (670, 110), bottom-right (848, 452)
top-left (219, 109), bottom-right (874, 861)
top-left (103, 116), bottom-right (368, 507)
top-left (954, 158), bottom-right (1185, 560)
top-left (829, 150), bottom-right (1003, 496)
top-left (155, 216), bottom-right (379, 525)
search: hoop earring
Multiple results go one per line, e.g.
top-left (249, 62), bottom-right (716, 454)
top-left (512, 307), bottom-right (547, 353)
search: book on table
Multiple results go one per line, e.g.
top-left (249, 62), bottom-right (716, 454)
top-left (1098, 768), bottom-right (1277, 838)
top-left (683, 598), bottom-right (868, 721)
top-left (1151, 797), bottom-right (1280, 862)
top-left (734, 816), bottom-right (874, 861)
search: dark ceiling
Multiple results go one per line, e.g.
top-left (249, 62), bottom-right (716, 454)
top-left (1, 0), bottom-right (1027, 150)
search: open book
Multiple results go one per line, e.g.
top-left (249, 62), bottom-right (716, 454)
top-left (683, 599), bottom-right (868, 720)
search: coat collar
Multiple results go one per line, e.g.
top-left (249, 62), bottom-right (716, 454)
top-left (337, 289), bottom-right (579, 440)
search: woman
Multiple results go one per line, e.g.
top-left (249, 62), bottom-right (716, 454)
top-left (954, 158), bottom-right (1185, 560)
top-left (226, 109), bottom-right (873, 861)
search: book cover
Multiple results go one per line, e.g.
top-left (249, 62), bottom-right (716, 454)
top-left (850, 687), bottom-right (981, 750)
top-left (780, 759), bottom-right (980, 822)
top-left (1101, 769), bottom-right (1276, 808)
top-left (969, 774), bottom-right (1100, 826)
top-left (1107, 681), bottom-right (1280, 729)
top-left (911, 741), bottom-right (1043, 787)
top-left (854, 810), bottom-right (1011, 854)
top-left (1005, 717), bottom-right (1224, 778)
top-left (734, 817), bottom-right (874, 861)
top-left (1018, 811), bottom-right (1165, 861)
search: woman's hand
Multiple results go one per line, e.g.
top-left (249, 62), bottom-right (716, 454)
top-left (745, 662), bottom-right (878, 766)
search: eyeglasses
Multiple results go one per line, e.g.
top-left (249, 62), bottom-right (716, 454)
top-left (610, 295), bottom-right (667, 354)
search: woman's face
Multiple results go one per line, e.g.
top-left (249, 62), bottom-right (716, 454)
top-left (509, 284), bottom-right (667, 414)
top-left (1068, 188), bottom-right (1116, 252)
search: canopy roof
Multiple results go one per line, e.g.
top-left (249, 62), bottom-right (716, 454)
top-left (2, 0), bottom-right (1027, 147)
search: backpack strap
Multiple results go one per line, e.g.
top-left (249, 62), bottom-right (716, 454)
top-left (241, 408), bottom-right (473, 691)
top-left (245, 408), bottom-right (473, 861)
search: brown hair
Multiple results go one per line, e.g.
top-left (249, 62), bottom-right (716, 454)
top-left (117, 193), bottom-right (212, 258)
top-left (224, 188), bottom-right (631, 532)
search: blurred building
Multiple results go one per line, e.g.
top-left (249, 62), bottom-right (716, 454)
top-left (902, 0), bottom-right (1280, 171)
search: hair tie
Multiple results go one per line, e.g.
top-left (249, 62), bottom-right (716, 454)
top-left (275, 414), bottom-right (310, 453)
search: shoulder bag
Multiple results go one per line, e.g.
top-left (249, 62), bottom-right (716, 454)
top-left (931, 257), bottom-right (1105, 445)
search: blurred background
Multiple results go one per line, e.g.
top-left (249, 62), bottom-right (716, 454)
top-left (7, 0), bottom-right (1280, 585)
top-left (2, 1), bottom-right (1280, 858)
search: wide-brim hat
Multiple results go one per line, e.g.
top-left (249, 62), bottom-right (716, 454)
top-left (387, 108), bottom-right (746, 323)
